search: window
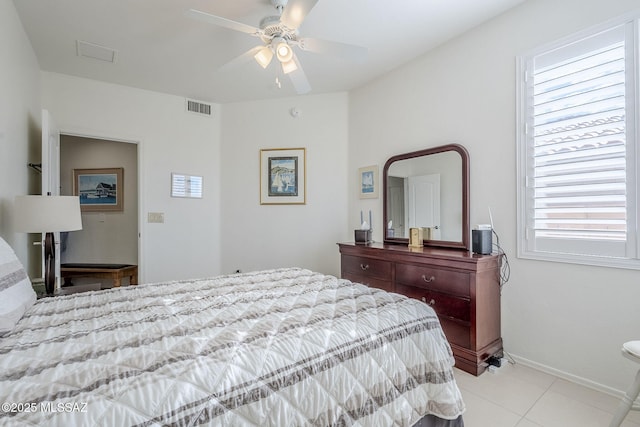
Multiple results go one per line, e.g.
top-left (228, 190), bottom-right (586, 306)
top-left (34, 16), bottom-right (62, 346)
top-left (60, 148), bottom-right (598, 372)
top-left (517, 13), bottom-right (640, 269)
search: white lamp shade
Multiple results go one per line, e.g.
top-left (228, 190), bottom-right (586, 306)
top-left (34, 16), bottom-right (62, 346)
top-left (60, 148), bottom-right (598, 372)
top-left (254, 46), bottom-right (273, 69)
top-left (14, 195), bottom-right (83, 233)
top-left (281, 59), bottom-right (298, 74)
top-left (275, 41), bottom-right (293, 63)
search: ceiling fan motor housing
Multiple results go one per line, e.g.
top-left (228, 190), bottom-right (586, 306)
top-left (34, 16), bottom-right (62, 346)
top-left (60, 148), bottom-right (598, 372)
top-left (259, 16), bottom-right (298, 49)
top-left (271, 0), bottom-right (289, 12)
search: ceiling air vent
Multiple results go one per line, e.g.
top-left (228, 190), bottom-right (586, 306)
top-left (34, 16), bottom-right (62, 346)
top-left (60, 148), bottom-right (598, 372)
top-left (186, 99), bottom-right (212, 117)
top-left (76, 40), bottom-right (117, 63)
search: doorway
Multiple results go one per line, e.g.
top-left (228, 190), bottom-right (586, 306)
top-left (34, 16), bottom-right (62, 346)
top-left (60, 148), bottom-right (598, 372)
top-left (407, 174), bottom-right (441, 240)
top-left (387, 176), bottom-right (405, 237)
top-left (59, 135), bottom-right (139, 287)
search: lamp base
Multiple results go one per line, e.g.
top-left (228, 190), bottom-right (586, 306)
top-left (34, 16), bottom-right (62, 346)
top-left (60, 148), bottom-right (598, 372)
top-left (44, 232), bottom-right (55, 295)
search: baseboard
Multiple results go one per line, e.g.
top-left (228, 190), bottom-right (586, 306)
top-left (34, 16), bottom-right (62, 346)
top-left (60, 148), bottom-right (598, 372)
top-left (508, 353), bottom-right (624, 399)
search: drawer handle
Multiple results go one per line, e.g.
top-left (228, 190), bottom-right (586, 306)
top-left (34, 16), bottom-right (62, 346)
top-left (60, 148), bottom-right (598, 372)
top-left (360, 264), bottom-right (370, 271)
top-left (421, 297), bottom-right (436, 306)
top-left (421, 274), bottom-right (435, 283)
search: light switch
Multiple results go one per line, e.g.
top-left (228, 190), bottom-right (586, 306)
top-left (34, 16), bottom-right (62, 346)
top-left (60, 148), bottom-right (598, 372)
top-left (147, 212), bottom-right (164, 223)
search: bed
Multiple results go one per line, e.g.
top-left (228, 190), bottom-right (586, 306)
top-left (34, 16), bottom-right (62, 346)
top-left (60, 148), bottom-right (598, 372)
top-left (0, 238), bottom-right (465, 426)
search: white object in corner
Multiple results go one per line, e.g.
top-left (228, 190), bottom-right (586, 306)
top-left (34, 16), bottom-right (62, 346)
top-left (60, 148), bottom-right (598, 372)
top-left (290, 107), bottom-right (301, 118)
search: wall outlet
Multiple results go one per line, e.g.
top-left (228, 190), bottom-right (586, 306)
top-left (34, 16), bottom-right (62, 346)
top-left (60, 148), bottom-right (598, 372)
top-left (147, 212), bottom-right (164, 223)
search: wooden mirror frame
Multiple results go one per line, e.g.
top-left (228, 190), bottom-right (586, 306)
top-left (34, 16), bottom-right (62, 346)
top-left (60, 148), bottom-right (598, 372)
top-left (382, 143), bottom-right (470, 250)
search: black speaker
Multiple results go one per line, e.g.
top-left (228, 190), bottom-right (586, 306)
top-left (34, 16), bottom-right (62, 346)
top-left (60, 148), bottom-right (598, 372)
top-left (472, 229), bottom-right (492, 255)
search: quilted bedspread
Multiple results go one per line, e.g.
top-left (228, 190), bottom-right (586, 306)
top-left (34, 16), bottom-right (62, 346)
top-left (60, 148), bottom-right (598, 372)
top-left (0, 268), bottom-right (464, 426)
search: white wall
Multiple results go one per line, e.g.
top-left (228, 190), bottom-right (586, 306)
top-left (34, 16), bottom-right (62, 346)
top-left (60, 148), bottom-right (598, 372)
top-left (220, 93), bottom-right (349, 277)
top-left (41, 72), bottom-right (222, 283)
top-left (0, 0), bottom-right (41, 273)
top-left (349, 0), bottom-right (640, 393)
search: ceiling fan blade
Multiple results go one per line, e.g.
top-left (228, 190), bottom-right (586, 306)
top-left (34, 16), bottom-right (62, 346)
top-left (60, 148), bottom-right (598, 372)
top-left (185, 9), bottom-right (260, 36)
top-left (218, 46), bottom-right (264, 73)
top-left (280, 0), bottom-right (319, 30)
top-left (287, 54), bottom-right (311, 95)
top-left (299, 37), bottom-right (367, 61)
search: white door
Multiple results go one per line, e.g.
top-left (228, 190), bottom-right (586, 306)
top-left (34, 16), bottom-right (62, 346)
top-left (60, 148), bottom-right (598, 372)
top-left (41, 109), bottom-right (62, 290)
top-left (407, 174), bottom-right (441, 240)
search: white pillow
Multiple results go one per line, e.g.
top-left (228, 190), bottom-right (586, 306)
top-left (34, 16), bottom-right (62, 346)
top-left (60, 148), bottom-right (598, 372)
top-left (0, 237), bottom-right (36, 336)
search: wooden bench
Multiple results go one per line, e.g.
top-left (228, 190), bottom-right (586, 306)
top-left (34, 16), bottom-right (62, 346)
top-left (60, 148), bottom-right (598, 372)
top-left (61, 263), bottom-right (138, 288)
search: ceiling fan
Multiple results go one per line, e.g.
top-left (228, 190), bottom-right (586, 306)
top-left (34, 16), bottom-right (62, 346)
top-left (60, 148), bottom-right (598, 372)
top-left (185, 0), bottom-right (367, 94)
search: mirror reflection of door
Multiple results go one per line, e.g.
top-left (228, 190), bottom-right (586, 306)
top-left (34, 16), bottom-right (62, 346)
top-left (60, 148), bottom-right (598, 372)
top-left (387, 176), bottom-right (405, 237)
top-left (407, 174), bottom-right (441, 240)
top-left (383, 144), bottom-right (468, 248)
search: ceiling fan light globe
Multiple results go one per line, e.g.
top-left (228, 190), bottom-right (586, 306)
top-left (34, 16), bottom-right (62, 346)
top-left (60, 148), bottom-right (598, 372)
top-left (254, 46), bottom-right (274, 68)
top-left (276, 42), bottom-right (293, 63)
top-left (281, 59), bottom-right (298, 74)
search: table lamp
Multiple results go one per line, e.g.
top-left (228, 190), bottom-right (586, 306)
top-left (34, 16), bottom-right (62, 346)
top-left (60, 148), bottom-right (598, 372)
top-left (14, 195), bottom-right (83, 295)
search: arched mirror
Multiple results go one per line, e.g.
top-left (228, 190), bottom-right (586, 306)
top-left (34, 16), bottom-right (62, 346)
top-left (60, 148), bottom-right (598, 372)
top-left (383, 144), bottom-right (470, 250)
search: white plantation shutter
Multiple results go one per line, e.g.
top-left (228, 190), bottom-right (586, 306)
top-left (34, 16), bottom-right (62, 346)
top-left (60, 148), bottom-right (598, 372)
top-left (518, 17), bottom-right (640, 268)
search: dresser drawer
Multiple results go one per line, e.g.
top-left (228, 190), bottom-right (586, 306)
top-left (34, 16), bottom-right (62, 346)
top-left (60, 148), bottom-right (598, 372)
top-left (342, 255), bottom-right (392, 280)
top-left (396, 284), bottom-right (470, 322)
top-left (343, 272), bottom-right (393, 293)
top-left (439, 318), bottom-right (471, 348)
top-left (395, 263), bottom-right (469, 296)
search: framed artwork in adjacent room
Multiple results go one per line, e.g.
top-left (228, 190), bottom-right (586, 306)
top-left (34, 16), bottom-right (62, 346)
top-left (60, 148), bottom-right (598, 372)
top-left (260, 148), bottom-right (306, 205)
top-left (73, 167), bottom-right (124, 212)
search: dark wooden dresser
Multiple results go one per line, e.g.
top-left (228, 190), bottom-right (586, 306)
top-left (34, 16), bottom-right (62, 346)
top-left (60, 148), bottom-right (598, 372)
top-left (338, 242), bottom-right (502, 375)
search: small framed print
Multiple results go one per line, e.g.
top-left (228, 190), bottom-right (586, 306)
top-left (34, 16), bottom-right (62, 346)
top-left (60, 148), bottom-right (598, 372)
top-left (260, 148), bottom-right (306, 205)
top-left (358, 165), bottom-right (379, 199)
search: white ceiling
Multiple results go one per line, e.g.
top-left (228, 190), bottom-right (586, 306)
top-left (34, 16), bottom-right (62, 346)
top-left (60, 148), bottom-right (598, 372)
top-left (13, 0), bottom-right (525, 104)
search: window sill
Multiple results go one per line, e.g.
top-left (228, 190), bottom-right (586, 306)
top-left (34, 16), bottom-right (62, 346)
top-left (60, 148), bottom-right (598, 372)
top-left (517, 249), bottom-right (640, 271)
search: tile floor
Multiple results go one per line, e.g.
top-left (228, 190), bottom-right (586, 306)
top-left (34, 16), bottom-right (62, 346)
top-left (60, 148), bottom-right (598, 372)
top-left (454, 361), bottom-right (640, 426)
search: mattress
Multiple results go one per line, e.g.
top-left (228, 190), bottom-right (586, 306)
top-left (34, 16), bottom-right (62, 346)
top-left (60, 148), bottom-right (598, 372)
top-left (0, 268), bottom-right (464, 426)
